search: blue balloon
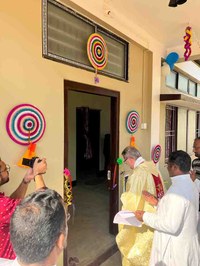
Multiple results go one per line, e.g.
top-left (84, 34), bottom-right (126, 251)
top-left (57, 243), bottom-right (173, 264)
top-left (165, 52), bottom-right (179, 70)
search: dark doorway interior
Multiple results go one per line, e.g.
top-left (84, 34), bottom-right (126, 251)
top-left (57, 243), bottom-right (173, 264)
top-left (76, 107), bottom-right (100, 179)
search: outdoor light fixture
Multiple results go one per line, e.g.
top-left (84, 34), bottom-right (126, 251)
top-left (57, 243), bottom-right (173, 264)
top-left (168, 0), bottom-right (187, 7)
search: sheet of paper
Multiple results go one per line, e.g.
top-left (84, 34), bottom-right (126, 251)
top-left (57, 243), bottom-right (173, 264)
top-left (113, 210), bottom-right (142, 227)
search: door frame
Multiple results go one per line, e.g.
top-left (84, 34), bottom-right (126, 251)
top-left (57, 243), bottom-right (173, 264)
top-left (64, 80), bottom-right (120, 264)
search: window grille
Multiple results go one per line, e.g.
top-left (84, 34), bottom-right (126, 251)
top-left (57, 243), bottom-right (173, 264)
top-left (165, 105), bottom-right (177, 161)
top-left (196, 111), bottom-right (200, 137)
top-left (42, 0), bottom-right (129, 81)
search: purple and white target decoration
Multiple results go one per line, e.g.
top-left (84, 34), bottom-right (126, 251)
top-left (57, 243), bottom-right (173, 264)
top-left (151, 144), bottom-right (161, 164)
top-left (6, 104), bottom-right (46, 145)
top-left (126, 110), bottom-right (140, 134)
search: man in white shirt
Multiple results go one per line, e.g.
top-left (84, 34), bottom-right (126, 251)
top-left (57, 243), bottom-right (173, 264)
top-left (135, 150), bottom-right (200, 266)
top-left (0, 188), bottom-right (68, 266)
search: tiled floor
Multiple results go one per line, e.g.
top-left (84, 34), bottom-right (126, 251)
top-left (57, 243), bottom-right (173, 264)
top-left (67, 175), bottom-right (120, 265)
top-left (101, 251), bottom-right (122, 266)
top-left (67, 173), bottom-right (200, 265)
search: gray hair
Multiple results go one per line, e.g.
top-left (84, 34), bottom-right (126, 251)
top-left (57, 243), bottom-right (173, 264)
top-left (10, 189), bottom-right (67, 264)
top-left (122, 146), bottom-right (141, 160)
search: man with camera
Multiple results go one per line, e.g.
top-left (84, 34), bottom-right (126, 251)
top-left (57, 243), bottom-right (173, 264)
top-left (0, 156), bottom-right (47, 260)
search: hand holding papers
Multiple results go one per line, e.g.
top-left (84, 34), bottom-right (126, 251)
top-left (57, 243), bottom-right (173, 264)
top-left (113, 210), bottom-right (142, 227)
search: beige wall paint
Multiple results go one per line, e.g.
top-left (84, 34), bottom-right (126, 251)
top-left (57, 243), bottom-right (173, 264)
top-left (177, 108), bottom-right (187, 151)
top-left (60, 0), bottom-right (166, 54)
top-left (159, 104), bottom-right (169, 186)
top-left (0, 0), bottom-right (163, 195)
top-left (177, 108), bottom-right (196, 155)
top-left (59, 0), bottom-right (165, 156)
top-left (1, 1), bottom-right (166, 265)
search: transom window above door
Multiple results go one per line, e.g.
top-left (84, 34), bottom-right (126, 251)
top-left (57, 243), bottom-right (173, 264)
top-left (42, 0), bottom-right (129, 81)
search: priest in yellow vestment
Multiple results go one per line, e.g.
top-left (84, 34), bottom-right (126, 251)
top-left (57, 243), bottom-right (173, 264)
top-left (116, 146), bottom-right (165, 266)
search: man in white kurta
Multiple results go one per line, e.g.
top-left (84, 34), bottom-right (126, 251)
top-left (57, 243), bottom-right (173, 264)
top-left (135, 150), bottom-right (200, 266)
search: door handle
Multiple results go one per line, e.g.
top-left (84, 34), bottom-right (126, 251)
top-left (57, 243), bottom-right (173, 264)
top-left (107, 170), bottom-right (111, 180)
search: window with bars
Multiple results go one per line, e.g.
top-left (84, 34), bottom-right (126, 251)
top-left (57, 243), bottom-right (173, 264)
top-left (196, 111), bottom-right (200, 137)
top-left (165, 105), bottom-right (177, 161)
top-left (42, 0), bottom-right (129, 81)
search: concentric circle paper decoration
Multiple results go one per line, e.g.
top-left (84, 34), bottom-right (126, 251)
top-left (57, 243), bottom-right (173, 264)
top-left (126, 110), bottom-right (140, 134)
top-left (152, 144), bottom-right (162, 164)
top-left (87, 33), bottom-right (108, 70)
top-left (6, 104), bottom-right (46, 146)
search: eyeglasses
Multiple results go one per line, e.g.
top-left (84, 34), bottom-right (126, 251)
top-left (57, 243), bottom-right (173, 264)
top-left (123, 158), bottom-right (128, 163)
top-left (0, 164), bottom-right (10, 174)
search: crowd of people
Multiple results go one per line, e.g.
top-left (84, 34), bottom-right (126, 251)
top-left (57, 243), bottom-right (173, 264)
top-left (116, 138), bottom-right (200, 266)
top-left (0, 138), bottom-right (200, 266)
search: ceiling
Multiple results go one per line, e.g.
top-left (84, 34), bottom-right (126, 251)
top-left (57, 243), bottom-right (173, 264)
top-left (110, 0), bottom-right (200, 78)
top-left (112, 0), bottom-right (200, 50)
top-left (62, 0), bottom-right (200, 67)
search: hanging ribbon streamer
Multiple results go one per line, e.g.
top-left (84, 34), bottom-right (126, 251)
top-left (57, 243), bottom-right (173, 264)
top-left (63, 168), bottom-right (73, 206)
top-left (28, 130), bottom-right (31, 144)
top-left (183, 26), bottom-right (192, 61)
top-left (94, 69), bottom-right (99, 84)
top-left (130, 135), bottom-right (136, 147)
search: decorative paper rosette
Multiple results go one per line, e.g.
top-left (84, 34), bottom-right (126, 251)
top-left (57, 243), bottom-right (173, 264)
top-left (87, 33), bottom-right (108, 70)
top-left (126, 110), bottom-right (140, 134)
top-left (6, 104), bottom-right (46, 145)
top-left (151, 144), bottom-right (161, 164)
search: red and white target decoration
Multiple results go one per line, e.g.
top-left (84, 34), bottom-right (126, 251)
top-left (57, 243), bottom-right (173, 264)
top-left (87, 33), bottom-right (108, 70)
top-left (6, 104), bottom-right (46, 146)
top-left (126, 110), bottom-right (140, 134)
top-left (151, 144), bottom-right (162, 164)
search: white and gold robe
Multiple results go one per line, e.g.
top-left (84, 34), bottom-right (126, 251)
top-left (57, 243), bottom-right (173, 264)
top-left (116, 159), bottom-right (165, 266)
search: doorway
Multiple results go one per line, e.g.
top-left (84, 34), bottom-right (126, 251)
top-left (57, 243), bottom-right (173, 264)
top-left (64, 81), bottom-right (120, 265)
top-left (76, 107), bottom-right (100, 180)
